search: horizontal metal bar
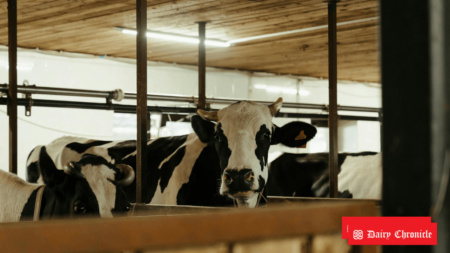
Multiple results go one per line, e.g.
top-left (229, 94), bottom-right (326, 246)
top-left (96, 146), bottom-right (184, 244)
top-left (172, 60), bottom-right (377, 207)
top-left (277, 112), bottom-right (380, 121)
top-left (0, 84), bottom-right (381, 113)
top-left (0, 98), bottom-right (380, 121)
top-left (338, 105), bottom-right (382, 113)
top-left (124, 92), bottom-right (196, 103)
top-left (0, 98), bottom-right (198, 115)
top-left (0, 84), bottom-right (122, 101)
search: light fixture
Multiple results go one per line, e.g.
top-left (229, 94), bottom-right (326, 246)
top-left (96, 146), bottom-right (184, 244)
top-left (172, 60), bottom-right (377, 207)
top-left (114, 27), bottom-right (231, 48)
top-left (227, 17), bottom-right (379, 44)
top-left (254, 84), bottom-right (267, 89)
top-left (254, 84), bottom-right (310, 96)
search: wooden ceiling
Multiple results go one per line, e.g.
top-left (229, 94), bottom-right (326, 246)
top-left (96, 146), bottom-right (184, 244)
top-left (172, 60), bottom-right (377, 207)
top-left (0, 0), bottom-right (380, 83)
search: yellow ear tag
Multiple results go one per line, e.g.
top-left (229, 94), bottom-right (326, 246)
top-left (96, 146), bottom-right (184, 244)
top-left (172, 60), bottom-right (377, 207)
top-left (298, 144), bottom-right (307, 148)
top-left (294, 130), bottom-right (307, 141)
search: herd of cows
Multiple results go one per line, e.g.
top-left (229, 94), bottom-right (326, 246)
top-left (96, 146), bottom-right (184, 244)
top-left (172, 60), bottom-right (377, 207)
top-left (0, 97), bottom-right (382, 222)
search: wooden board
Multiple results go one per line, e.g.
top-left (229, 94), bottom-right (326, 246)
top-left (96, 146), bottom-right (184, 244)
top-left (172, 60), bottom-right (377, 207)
top-left (0, 202), bottom-right (377, 253)
top-left (0, 0), bottom-right (380, 82)
top-left (129, 203), bottom-right (232, 216)
top-left (268, 196), bottom-right (381, 206)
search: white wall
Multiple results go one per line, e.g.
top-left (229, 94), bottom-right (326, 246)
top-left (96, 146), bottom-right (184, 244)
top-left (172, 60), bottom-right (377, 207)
top-left (0, 47), bottom-right (382, 178)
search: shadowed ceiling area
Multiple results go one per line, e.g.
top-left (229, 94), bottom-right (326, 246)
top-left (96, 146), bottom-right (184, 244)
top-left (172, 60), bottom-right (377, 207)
top-left (0, 0), bottom-right (379, 83)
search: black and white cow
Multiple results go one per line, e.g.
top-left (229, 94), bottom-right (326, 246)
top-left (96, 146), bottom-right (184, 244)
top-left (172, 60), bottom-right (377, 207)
top-left (268, 152), bottom-right (382, 199)
top-left (27, 98), bottom-right (317, 208)
top-left (1, 147), bottom-right (134, 222)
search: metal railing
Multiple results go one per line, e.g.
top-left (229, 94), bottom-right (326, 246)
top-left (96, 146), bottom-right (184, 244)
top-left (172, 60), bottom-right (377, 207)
top-left (0, 84), bottom-right (382, 113)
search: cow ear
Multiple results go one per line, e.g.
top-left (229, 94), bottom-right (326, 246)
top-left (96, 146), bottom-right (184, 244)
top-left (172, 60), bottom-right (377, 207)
top-left (191, 115), bottom-right (215, 143)
top-left (271, 121), bottom-right (317, 147)
top-left (38, 146), bottom-right (66, 189)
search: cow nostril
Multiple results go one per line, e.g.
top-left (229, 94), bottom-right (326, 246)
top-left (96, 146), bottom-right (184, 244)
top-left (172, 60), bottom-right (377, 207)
top-left (244, 171), bottom-right (254, 182)
top-left (223, 172), bottom-right (232, 185)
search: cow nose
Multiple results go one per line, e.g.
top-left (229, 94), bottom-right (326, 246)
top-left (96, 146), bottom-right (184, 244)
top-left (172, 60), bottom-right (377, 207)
top-left (223, 169), bottom-right (254, 186)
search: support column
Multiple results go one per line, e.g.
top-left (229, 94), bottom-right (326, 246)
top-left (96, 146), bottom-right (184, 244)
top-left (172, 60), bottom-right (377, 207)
top-left (326, 0), bottom-right (339, 198)
top-left (380, 1), bottom-right (431, 252)
top-left (430, 0), bottom-right (450, 252)
top-left (136, 0), bottom-right (147, 204)
top-left (8, 0), bottom-right (17, 175)
top-left (197, 22), bottom-right (206, 110)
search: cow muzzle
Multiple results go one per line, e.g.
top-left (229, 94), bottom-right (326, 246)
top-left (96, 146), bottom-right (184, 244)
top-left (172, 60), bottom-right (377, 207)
top-left (221, 168), bottom-right (256, 199)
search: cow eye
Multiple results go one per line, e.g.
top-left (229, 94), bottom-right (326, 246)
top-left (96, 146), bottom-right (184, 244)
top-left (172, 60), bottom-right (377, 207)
top-left (125, 205), bottom-right (131, 212)
top-left (214, 133), bottom-right (220, 141)
top-left (74, 204), bottom-right (87, 214)
top-left (263, 133), bottom-right (271, 139)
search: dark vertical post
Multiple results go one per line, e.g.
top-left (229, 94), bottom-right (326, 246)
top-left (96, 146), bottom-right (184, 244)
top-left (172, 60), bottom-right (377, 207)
top-left (136, 0), bottom-right (147, 204)
top-left (430, 0), bottom-right (450, 252)
top-left (326, 0), bottom-right (339, 198)
top-left (379, 111), bottom-right (383, 152)
top-left (380, 1), bottom-right (431, 253)
top-left (197, 22), bottom-right (206, 110)
top-left (147, 112), bottom-right (151, 141)
top-left (7, 0), bottom-right (17, 175)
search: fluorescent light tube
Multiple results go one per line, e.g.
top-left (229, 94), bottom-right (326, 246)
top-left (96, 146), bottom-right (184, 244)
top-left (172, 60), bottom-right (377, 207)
top-left (115, 27), bottom-right (230, 48)
top-left (254, 84), bottom-right (267, 89)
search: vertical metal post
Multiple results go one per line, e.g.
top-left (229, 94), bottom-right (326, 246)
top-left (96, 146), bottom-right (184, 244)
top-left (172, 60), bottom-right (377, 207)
top-left (198, 22), bottom-right (206, 110)
top-left (136, 0), bottom-right (147, 204)
top-left (327, 0), bottom-right (339, 198)
top-left (8, 0), bottom-right (17, 175)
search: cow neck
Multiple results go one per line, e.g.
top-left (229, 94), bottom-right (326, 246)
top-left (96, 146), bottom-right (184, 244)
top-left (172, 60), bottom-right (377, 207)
top-left (40, 186), bottom-right (58, 220)
top-left (33, 185), bottom-right (45, 221)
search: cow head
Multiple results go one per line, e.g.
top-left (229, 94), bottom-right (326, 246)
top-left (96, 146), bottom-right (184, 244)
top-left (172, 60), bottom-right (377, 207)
top-left (191, 97), bottom-right (317, 208)
top-left (38, 147), bottom-right (134, 218)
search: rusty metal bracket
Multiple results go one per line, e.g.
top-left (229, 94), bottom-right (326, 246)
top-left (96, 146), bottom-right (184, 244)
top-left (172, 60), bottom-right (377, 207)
top-left (21, 81), bottom-right (35, 117)
top-left (106, 91), bottom-right (114, 110)
top-left (0, 83), bottom-right (6, 98)
top-left (25, 93), bottom-right (33, 117)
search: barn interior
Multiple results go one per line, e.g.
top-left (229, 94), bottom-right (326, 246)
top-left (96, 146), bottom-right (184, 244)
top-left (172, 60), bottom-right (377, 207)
top-left (0, 0), bottom-right (381, 178)
top-left (0, 1), bottom-right (448, 253)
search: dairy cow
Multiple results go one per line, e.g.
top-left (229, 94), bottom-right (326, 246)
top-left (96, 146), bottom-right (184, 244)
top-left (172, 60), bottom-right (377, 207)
top-left (27, 98), bottom-right (317, 208)
top-left (268, 152), bottom-right (382, 199)
top-left (1, 147), bottom-right (134, 222)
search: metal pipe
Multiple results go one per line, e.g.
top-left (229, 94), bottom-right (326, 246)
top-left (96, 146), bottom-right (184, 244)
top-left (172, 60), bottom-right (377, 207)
top-left (0, 84), bottom-right (123, 101)
top-left (136, 0), bottom-right (147, 204)
top-left (0, 98), bottom-right (196, 114)
top-left (198, 22), bottom-right (206, 110)
top-left (8, 0), bottom-right (17, 175)
top-left (277, 112), bottom-right (380, 122)
top-left (0, 98), bottom-right (381, 122)
top-left (337, 105), bottom-right (381, 112)
top-left (327, 0), bottom-right (340, 198)
top-left (0, 84), bottom-right (381, 113)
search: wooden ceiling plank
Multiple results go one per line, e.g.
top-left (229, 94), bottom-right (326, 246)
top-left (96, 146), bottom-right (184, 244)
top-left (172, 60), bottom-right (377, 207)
top-left (0, 0), bottom-right (380, 82)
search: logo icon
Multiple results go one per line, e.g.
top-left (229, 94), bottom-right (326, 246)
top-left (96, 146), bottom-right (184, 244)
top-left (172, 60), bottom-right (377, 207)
top-left (353, 230), bottom-right (364, 240)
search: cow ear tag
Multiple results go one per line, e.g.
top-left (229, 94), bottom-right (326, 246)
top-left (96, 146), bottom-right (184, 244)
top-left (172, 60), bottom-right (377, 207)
top-left (294, 130), bottom-right (307, 141)
top-left (298, 144), bottom-right (307, 148)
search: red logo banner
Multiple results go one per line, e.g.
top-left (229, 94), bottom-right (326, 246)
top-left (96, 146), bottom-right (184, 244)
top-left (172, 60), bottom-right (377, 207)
top-left (342, 217), bottom-right (437, 245)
